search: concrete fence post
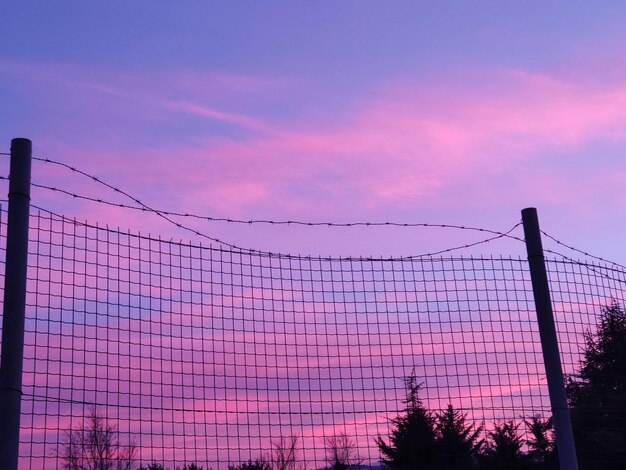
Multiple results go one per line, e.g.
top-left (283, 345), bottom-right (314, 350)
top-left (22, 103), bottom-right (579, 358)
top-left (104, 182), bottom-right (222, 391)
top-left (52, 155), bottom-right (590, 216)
top-left (0, 138), bottom-right (32, 469)
top-left (522, 207), bottom-right (578, 470)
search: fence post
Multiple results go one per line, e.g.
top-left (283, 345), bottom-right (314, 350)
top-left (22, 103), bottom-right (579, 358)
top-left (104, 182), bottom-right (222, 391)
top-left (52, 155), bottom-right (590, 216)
top-left (0, 138), bottom-right (32, 470)
top-left (521, 207), bottom-right (578, 470)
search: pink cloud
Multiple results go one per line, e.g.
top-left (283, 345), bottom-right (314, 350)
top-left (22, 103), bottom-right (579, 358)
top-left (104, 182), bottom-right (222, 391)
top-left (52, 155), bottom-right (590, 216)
top-left (166, 101), bottom-right (277, 134)
top-left (6, 63), bottom-right (626, 266)
top-left (18, 61), bottom-right (626, 244)
top-left (140, 68), bottom-right (626, 220)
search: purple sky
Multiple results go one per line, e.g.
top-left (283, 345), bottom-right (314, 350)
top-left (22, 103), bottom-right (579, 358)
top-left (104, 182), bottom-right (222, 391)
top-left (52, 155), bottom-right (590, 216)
top-left (2, 2), bottom-right (626, 262)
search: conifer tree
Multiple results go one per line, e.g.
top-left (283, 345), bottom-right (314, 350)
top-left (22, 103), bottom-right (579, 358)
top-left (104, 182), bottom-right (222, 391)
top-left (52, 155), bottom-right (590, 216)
top-left (567, 303), bottom-right (626, 468)
top-left (524, 415), bottom-right (557, 469)
top-left (481, 420), bottom-right (526, 469)
top-left (375, 372), bottom-right (436, 468)
top-left (433, 404), bottom-right (483, 469)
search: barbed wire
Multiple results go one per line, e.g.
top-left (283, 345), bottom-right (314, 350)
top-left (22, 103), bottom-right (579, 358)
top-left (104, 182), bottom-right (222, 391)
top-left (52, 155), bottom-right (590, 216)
top-left (17, 180), bottom-right (624, 280)
top-left (542, 246), bottom-right (626, 285)
top-left (28, 178), bottom-right (519, 236)
top-left (2, 157), bottom-right (622, 268)
top-left (27, 157), bottom-right (510, 232)
top-left (541, 229), bottom-right (626, 271)
top-left (28, 158), bottom-right (261, 252)
top-left (29, 202), bottom-right (523, 261)
top-left (12, 155), bottom-right (524, 259)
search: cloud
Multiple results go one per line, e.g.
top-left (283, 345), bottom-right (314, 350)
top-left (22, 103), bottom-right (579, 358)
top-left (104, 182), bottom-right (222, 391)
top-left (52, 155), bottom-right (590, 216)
top-left (11, 60), bottom-right (626, 218)
top-left (149, 67), bottom-right (626, 219)
top-left (166, 101), bottom-right (276, 133)
top-left (10, 60), bottom-right (626, 259)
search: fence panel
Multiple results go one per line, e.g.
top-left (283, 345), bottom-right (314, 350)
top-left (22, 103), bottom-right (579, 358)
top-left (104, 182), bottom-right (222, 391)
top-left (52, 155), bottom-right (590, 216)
top-left (1, 208), bottom-right (624, 468)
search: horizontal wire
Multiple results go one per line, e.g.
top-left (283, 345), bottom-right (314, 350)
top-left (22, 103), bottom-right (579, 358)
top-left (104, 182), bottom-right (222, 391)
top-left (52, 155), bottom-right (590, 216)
top-left (541, 229), bottom-right (626, 271)
top-left (3, 155), bottom-right (622, 268)
top-left (29, 156), bottom-right (525, 255)
top-left (30, 202), bottom-right (523, 261)
top-left (543, 247), bottom-right (626, 285)
top-left (24, 393), bottom-right (405, 416)
top-left (22, 392), bottom-right (541, 416)
top-left (10, 166), bottom-right (626, 280)
top-left (31, 179), bottom-right (512, 235)
top-left (30, 159), bottom-right (254, 253)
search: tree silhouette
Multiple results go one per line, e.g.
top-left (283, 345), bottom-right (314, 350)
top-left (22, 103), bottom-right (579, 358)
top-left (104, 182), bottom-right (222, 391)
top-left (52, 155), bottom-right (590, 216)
top-left (524, 415), bottom-right (557, 469)
top-left (228, 459), bottom-right (271, 470)
top-left (480, 420), bottom-right (526, 469)
top-left (228, 435), bottom-right (301, 470)
top-left (375, 372), bottom-right (436, 468)
top-left (325, 432), bottom-right (362, 470)
top-left (567, 302), bottom-right (626, 468)
top-left (56, 407), bottom-right (136, 470)
top-left (270, 434), bottom-right (300, 470)
top-left (433, 404), bottom-right (483, 469)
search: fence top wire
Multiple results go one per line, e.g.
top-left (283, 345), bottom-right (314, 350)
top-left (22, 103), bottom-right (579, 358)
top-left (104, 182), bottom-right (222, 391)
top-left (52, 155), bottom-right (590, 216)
top-left (541, 229), bottom-right (626, 271)
top-left (4, 154), bottom-right (623, 270)
top-left (28, 156), bottom-right (520, 231)
top-left (0, 155), bottom-right (525, 260)
top-left (28, 203), bottom-right (523, 262)
top-left (27, 177), bottom-right (512, 232)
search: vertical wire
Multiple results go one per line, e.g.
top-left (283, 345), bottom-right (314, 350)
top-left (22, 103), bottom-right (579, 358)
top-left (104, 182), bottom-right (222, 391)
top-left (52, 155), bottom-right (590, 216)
top-left (43, 210), bottom-right (53, 466)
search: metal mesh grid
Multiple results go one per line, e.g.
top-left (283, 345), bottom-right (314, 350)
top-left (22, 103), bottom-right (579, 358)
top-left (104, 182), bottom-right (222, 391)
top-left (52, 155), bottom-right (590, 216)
top-left (1, 208), bottom-right (624, 468)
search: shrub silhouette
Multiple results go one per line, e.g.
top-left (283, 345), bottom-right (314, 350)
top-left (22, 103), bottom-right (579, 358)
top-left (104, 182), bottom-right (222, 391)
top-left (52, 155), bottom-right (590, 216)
top-left (325, 432), bottom-right (362, 470)
top-left (228, 459), bottom-right (271, 470)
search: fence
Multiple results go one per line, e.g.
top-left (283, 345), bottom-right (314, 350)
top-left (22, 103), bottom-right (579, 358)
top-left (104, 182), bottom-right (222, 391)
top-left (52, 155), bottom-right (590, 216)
top-left (0, 206), bottom-right (620, 469)
top-left (1, 146), bottom-right (625, 469)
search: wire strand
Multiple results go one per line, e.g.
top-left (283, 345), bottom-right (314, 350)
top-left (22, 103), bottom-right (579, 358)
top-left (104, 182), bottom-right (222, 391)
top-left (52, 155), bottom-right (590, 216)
top-left (29, 159), bottom-right (517, 238)
top-left (541, 229), bottom-right (626, 271)
top-left (29, 202), bottom-right (523, 261)
top-left (26, 156), bottom-right (527, 259)
top-left (31, 158), bottom-right (256, 252)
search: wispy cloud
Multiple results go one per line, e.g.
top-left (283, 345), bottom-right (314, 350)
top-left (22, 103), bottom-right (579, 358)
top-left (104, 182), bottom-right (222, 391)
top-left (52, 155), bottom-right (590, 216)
top-left (13, 61), bottom-right (626, 255)
top-left (166, 101), bottom-right (276, 134)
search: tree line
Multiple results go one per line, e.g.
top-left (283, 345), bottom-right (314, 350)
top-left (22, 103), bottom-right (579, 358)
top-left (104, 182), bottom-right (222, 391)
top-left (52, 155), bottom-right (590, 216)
top-left (56, 303), bottom-right (626, 469)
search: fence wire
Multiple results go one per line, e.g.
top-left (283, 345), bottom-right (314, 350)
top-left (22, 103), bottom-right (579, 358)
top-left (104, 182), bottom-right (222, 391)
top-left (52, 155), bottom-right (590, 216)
top-left (1, 208), bottom-right (625, 469)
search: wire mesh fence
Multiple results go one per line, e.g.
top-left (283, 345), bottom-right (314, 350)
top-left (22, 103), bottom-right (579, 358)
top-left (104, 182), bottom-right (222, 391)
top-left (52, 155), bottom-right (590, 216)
top-left (1, 206), bottom-right (625, 469)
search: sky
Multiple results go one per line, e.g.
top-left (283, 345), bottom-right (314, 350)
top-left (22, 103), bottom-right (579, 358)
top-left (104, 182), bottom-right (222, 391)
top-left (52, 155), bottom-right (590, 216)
top-left (2, 2), bottom-right (626, 260)
top-left (4, 3), bottom-right (626, 467)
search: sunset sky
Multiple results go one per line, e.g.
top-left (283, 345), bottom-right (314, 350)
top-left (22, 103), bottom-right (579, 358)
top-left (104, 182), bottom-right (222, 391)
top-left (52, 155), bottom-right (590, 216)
top-left (2, 2), bottom-right (626, 262)
top-left (5, 4), bottom-right (626, 468)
